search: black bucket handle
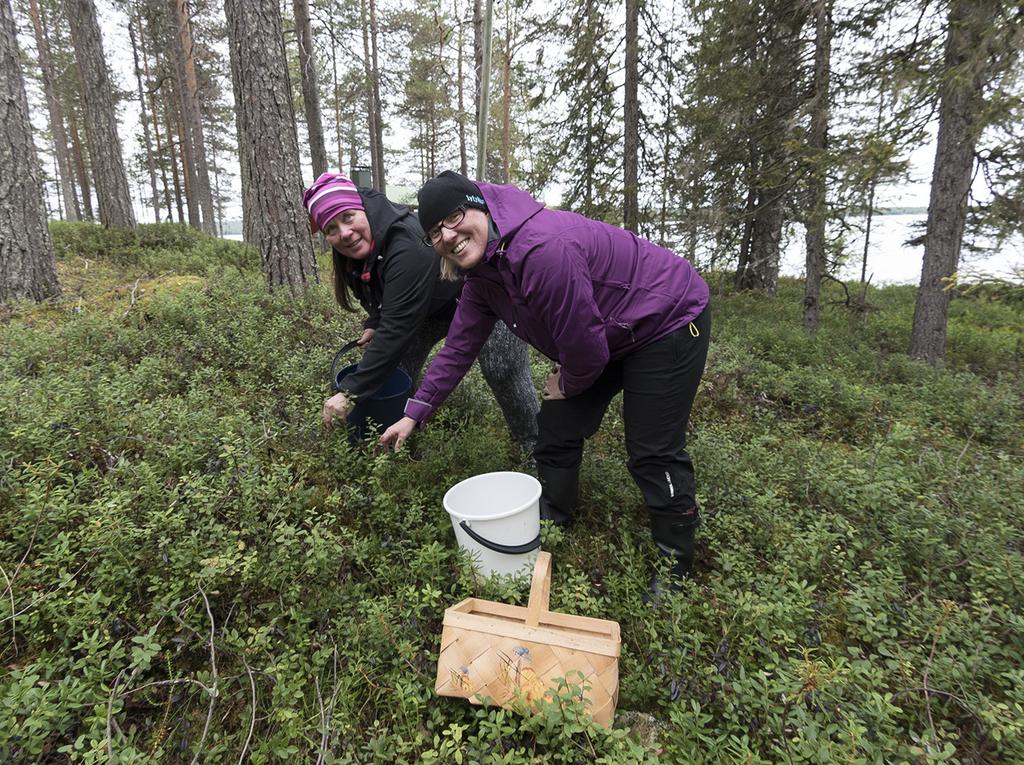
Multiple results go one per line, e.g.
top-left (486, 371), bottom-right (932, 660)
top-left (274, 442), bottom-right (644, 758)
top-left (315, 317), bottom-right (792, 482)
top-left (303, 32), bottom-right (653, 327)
top-left (459, 520), bottom-right (541, 556)
top-left (329, 339), bottom-right (361, 391)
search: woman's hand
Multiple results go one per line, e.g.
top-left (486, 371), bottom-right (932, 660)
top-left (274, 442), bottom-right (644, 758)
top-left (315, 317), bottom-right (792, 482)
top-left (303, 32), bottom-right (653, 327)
top-left (542, 367), bottom-right (565, 401)
top-left (379, 416), bottom-right (417, 450)
top-left (357, 328), bottom-right (376, 347)
top-left (322, 392), bottom-right (355, 429)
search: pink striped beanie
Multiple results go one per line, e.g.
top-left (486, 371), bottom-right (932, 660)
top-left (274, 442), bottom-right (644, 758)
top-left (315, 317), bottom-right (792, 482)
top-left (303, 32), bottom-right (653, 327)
top-left (303, 172), bottom-right (365, 233)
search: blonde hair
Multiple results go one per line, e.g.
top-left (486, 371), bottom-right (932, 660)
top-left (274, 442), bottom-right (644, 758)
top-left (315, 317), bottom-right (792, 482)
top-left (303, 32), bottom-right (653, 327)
top-left (439, 255), bottom-right (461, 281)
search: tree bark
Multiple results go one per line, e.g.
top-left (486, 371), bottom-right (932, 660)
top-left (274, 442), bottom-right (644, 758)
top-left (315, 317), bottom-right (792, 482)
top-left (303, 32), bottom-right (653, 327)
top-left (909, 0), bottom-right (999, 364)
top-left (174, 0), bottom-right (215, 232)
top-left (802, 0), bottom-right (831, 334)
top-left (165, 0), bottom-right (198, 228)
top-left (64, 0), bottom-right (135, 228)
top-left (1, 0), bottom-right (60, 302)
top-left (457, 18), bottom-right (467, 176)
top-left (500, 17), bottom-right (511, 183)
top-left (128, 14), bottom-right (161, 223)
top-left (27, 0), bottom-right (78, 222)
top-left (737, 184), bottom-right (783, 294)
top-left (331, 39), bottom-right (344, 170)
top-left (224, 0), bottom-right (317, 294)
top-left (358, 0), bottom-right (380, 188)
top-left (143, 43), bottom-right (173, 222)
top-left (164, 88), bottom-right (185, 223)
top-left (623, 0), bottom-right (639, 232)
top-left (293, 0), bottom-right (327, 178)
top-left (473, 0), bottom-right (482, 117)
top-left (368, 0), bottom-right (385, 189)
top-left (65, 102), bottom-right (94, 220)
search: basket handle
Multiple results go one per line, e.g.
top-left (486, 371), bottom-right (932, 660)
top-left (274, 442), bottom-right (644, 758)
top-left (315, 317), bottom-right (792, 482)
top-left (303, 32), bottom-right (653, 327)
top-left (525, 551), bottom-right (552, 627)
top-left (329, 339), bottom-right (361, 390)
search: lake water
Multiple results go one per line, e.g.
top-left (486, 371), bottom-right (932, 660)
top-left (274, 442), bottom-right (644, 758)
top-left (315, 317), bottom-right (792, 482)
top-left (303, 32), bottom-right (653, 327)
top-left (779, 214), bottom-right (1023, 285)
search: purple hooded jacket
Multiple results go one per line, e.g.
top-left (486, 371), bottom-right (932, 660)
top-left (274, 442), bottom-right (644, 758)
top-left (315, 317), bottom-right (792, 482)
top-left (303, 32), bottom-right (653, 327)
top-left (404, 182), bottom-right (709, 423)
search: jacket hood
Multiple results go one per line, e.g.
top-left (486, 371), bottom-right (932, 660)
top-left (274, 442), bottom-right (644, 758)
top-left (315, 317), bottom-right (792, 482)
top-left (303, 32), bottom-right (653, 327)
top-left (476, 182), bottom-right (545, 242)
top-left (360, 188), bottom-right (413, 254)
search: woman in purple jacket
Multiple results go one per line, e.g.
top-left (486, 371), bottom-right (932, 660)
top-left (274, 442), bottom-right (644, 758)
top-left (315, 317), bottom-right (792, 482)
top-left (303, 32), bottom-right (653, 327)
top-left (381, 172), bottom-right (711, 590)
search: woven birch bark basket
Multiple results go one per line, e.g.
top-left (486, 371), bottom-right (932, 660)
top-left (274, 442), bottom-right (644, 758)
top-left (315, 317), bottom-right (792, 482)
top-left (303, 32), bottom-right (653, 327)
top-left (434, 551), bottom-right (621, 726)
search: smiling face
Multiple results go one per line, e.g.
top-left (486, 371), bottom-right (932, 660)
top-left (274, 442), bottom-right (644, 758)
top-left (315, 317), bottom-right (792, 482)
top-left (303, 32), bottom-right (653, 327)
top-left (434, 207), bottom-right (489, 271)
top-left (323, 209), bottom-right (373, 260)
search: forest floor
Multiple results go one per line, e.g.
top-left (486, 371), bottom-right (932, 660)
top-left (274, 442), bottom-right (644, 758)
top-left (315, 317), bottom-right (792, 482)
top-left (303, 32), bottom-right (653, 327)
top-left (2, 223), bottom-right (1022, 764)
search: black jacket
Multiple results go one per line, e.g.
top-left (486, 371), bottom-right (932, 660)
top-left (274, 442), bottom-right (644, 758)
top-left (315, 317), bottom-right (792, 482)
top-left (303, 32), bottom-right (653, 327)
top-left (336, 189), bottom-right (461, 401)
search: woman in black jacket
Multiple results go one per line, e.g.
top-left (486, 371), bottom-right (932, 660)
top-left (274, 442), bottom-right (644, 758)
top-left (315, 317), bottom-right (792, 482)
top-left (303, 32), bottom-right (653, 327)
top-left (303, 172), bottom-right (538, 450)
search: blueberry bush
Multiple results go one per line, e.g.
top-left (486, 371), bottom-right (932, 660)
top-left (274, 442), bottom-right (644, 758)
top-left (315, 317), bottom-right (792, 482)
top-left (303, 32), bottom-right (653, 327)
top-left (1, 223), bottom-right (1021, 763)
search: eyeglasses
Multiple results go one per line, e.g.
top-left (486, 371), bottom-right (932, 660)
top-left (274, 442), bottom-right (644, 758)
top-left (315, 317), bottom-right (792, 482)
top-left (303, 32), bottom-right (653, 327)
top-left (422, 206), bottom-right (467, 247)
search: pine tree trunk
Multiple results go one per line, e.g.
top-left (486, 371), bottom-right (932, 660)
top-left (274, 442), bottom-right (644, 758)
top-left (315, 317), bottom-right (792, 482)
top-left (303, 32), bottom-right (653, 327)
top-left (909, 0), bottom-right (998, 364)
top-left (500, 22), bottom-right (511, 184)
top-left (368, 0), bottom-right (385, 190)
top-left (164, 90), bottom-right (185, 223)
top-left (293, 0), bottom-right (327, 178)
top-left (225, 22), bottom-right (254, 241)
top-left (166, 0), bottom-right (200, 228)
top-left (359, 0), bottom-right (379, 187)
top-left (457, 19), bottom-right (467, 176)
top-left (128, 15), bottom-right (161, 224)
top-left (622, 0), bottom-right (639, 232)
top-left (65, 103), bottom-right (94, 220)
top-left (174, 106), bottom-right (196, 223)
top-left (64, 0), bottom-right (135, 228)
top-left (170, 0), bottom-right (215, 233)
top-left (473, 0), bottom-right (482, 116)
top-left (1, 0), bottom-right (60, 302)
top-left (224, 0), bottom-right (317, 294)
top-left (331, 42), bottom-right (343, 170)
top-left (802, 0), bottom-right (831, 334)
top-left (738, 185), bottom-right (782, 294)
top-left (27, 0), bottom-right (78, 222)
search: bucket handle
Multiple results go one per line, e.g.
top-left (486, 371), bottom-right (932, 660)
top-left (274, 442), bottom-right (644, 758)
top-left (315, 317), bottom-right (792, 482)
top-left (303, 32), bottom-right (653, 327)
top-left (525, 551), bottom-right (551, 627)
top-left (458, 520), bottom-right (541, 558)
top-left (329, 339), bottom-right (361, 391)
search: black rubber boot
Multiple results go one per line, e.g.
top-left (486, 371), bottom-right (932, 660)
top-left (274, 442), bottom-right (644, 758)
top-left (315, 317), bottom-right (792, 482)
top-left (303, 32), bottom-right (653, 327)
top-left (537, 465), bottom-right (579, 528)
top-left (647, 507), bottom-right (700, 601)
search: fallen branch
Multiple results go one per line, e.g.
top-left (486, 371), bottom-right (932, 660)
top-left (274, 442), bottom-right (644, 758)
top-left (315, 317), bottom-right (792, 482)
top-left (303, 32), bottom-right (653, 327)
top-left (190, 583), bottom-right (219, 765)
top-left (0, 563), bottom-right (17, 658)
top-left (238, 658), bottom-right (257, 765)
top-left (123, 278), bottom-right (143, 318)
top-left (106, 669), bottom-right (126, 761)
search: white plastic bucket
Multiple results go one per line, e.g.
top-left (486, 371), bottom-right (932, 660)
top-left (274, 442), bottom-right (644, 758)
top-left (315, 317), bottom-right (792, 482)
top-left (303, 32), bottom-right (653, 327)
top-left (443, 471), bottom-right (542, 578)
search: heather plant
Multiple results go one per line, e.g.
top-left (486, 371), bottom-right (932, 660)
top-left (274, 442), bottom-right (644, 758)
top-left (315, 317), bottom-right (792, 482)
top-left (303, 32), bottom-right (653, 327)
top-left (1, 224), bottom-right (1021, 763)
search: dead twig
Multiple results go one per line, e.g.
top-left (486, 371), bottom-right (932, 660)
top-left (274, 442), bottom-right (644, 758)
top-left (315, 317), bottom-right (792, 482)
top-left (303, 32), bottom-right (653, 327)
top-left (106, 669), bottom-right (126, 761)
top-left (123, 278), bottom-right (143, 318)
top-left (190, 583), bottom-right (219, 765)
top-left (238, 658), bottom-right (257, 765)
top-left (2, 497), bottom-right (45, 647)
top-left (0, 564), bottom-right (16, 657)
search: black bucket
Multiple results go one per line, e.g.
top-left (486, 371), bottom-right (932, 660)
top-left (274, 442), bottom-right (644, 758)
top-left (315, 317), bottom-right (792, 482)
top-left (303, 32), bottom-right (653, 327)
top-left (330, 340), bottom-right (412, 440)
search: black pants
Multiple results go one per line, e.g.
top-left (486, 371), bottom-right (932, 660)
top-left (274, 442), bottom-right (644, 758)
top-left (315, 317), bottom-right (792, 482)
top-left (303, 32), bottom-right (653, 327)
top-left (533, 305), bottom-right (710, 545)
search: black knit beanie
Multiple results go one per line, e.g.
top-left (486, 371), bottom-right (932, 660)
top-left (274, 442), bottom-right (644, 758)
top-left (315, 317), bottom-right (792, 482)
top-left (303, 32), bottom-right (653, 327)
top-left (417, 171), bottom-right (488, 234)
